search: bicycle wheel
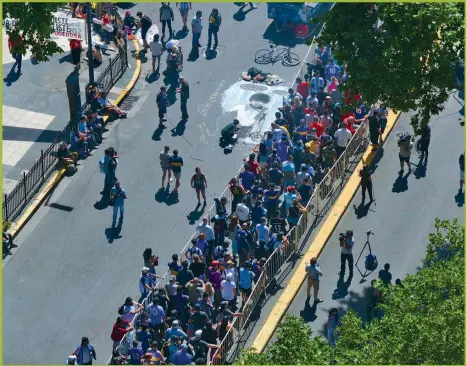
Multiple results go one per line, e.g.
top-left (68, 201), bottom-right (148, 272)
top-left (282, 51), bottom-right (300, 67)
top-left (255, 49), bottom-right (272, 65)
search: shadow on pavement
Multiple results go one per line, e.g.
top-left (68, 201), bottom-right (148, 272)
top-left (352, 201), bottom-right (374, 219)
top-left (152, 125), bottom-right (165, 141)
top-left (205, 49), bottom-right (218, 60)
top-left (455, 189), bottom-right (464, 207)
top-left (332, 273), bottom-right (353, 300)
top-left (3, 67), bottom-right (21, 86)
top-left (94, 190), bottom-right (111, 210)
top-left (392, 171), bottom-right (410, 193)
top-left (105, 217), bottom-right (123, 244)
top-left (155, 187), bottom-right (179, 206)
top-left (262, 22), bottom-right (304, 47)
top-left (171, 120), bottom-right (187, 137)
top-left (59, 53), bottom-right (73, 64)
top-left (188, 47), bottom-right (200, 62)
top-left (187, 203), bottom-right (205, 224)
top-left (163, 74), bottom-right (179, 105)
top-left (145, 71), bottom-right (160, 84)
top-left (116, 2), bottom-right (136, 9)
top-left (47, 202), bottom-right (74, 212)
top-left (300, 301), bottom-right (318, 323)
top-left (175, 28), bottom-right (189, 40)
top-left (233, 7), bottom-right (255, 22)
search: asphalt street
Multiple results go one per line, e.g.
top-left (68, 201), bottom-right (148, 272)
top-left (2, 3), bottom-right (331, 364)
top-left (272, 93), bottom-right (465, 345)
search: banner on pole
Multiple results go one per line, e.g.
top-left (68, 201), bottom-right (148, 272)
top-left (52, 12), bottom-right (86, 41)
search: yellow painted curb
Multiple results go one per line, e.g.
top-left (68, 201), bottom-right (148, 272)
top-left (8, 37), bottom-right (142, 239)
top-left (250, 110), bottom-right (402, 354)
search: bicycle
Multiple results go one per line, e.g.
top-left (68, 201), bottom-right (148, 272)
top-left (254, 44), bottom-right (300, 67)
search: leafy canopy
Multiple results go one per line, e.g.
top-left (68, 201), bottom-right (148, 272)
top-left (3, 2), bottom-right (67, 62)
top-left (316, 3), bottom-right (464, 134)
top-left (238, 218), bottom-right (464, 365)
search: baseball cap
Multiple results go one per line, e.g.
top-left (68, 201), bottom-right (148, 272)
top-left (195, 330), bottom-right (203, 338)
top-left (287, 186), bottom-right (295, 192)
top-left (227, 260), bottom-right (233, 264)
top-left (226, 273), bottom-right (233, 279)
top-left (304, 107), bottom-right (311, 114)
top-left (68, 355), bottom-right (77, 363)
top-left (194, 303), bottom-right (201, 309)
top-left (142, 267), bottom-right (150, 273)
top-left (172, 320), bottom-right (180, 327)
top-left (212, 260), bottom-right (219, 266)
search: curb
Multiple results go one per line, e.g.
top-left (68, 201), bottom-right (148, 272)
top-left (8, 38), bottom-right (142, 239)
top-left (250, 110), bottom-right (402, 354)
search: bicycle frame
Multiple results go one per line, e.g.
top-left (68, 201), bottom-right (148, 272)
top-left (269, 46), bottom-right (290, 63)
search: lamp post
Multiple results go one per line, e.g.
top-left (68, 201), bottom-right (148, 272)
top-left (85, 2), bottom-right (95, 103)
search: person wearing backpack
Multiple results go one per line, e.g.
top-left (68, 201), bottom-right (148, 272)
top-left (207, 8), bottom-right (221, 49)
top-left (136, 11), bottom-right (153, 49)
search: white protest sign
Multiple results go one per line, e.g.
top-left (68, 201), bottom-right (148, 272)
top-left (52, 12), bottom-right (86, 41)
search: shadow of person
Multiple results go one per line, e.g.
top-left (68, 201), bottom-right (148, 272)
top-left (392, 171), bottom-right (410, 193)
top-left (171, 120), bottom-right (187, 137)
top-left (3, 66), bottom-right (21, 86)
top-left (455, 189), bottom-right (464, 207)
top-left (152, 124), bottom-right (165, 141)
top-left (332, 273), bottom-right (353, 300)
top-left (166, 191), bottom-right (179, 206)
top-left (59, 53), bottom-right (73, 64)
top-left (145, 71), bottom-right (160, 84)
top-left (205, 48), bottom-right (218, 60)
top-left (300, 300), bottom-right (318, 322)
top-left (378, 263), bottom-right (392, 286)
top-left (94, 190), bottom-right (111, 210)
top-left (414, 155), bottom-right (427, 179)
top-left (105, 216), bottom-right (123, 244)
top-left (187, 202), bottom-right (205, 224)
top-left (174, 28), bottom-right (189, 40)
top-left (188, 47), bottom-right (200, 62)
top-left (155, 186), bottom-right (170, 203)
top-left (353, 201), bottom-right (374, 219)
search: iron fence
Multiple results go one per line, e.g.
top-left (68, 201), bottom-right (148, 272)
top-left (2, 14), bottom-right (128, 226)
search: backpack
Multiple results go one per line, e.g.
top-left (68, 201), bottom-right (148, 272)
top-left (248, 67), bottom-right (261, 78)
top-left (66, 164), bottom-right (77, 177)
top-left (365, 254), bottom-right (378, 271)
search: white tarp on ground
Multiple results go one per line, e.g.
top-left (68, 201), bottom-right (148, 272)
top-left (135, 24), bottom-right (159, 46)
top-left (52, 10), bottom-right (86, 41)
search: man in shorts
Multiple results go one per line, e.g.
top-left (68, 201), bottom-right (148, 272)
top-left (137, 11), bottom-right (152, 49)
top-left (169, 149), bottom-right (184, 193)
top-left (177, 2), bottom-right (192, 30)
top-left (191, 167), bottom-right (207, 206)
top-left (238, 261), bottom-right (255, 306)
top-left (159, 145), bottom-right (173, 187)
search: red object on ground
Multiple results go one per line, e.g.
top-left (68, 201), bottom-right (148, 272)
top-left (295, 24), bottom-right (309, 39)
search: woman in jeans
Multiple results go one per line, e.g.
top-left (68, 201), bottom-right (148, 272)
top-left (327, 308), bottom-right (339, 346)
top-left (228, 216), bottom-right (241, 257)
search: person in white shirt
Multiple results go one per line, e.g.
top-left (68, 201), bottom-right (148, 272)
top-left (255, 217), bottom-right (270, 244)
top-left (221, 273), bottom-right (236, 303)
top-left (235, 199), bottom-right (250, 225)
top-left (334, 122), bottom-right (352, 157)
top-left (305, 257), bottom-right (322, 303)
top-left (224, 260), bottom-right (238, 284)
top-left (121, 296), bottom-right (144, 323)
top-left (150, 33), bottom-right (163, 73)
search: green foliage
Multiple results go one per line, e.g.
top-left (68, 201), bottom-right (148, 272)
top-left (238, 219), bottom-right (464, 365)
top-left (3, 2), bottom-right (67, 62)
top-left (314, 3), bottom-right (464, 134)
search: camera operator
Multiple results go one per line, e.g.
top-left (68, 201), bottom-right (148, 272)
top-left (339, 230), bottom-right (354, 277)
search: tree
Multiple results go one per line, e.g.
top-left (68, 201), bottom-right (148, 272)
top-left (3, 2), bottom-right (67, 62)
top-left (238, 218), bottom-right (464, 365)
top-left (315, 3), bottom-right (464, 134)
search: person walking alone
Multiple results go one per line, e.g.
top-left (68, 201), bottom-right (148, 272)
top-left (417, 124), bottom-right (431, 165)
top-left (207, 8), bottom-right (222, 50)
top-left (191, 10), bottom-right (203, 48)
top-left (110, 181), bottom-right (127, 228)
top-left (359, 164), bottom-right (373, 203)
top-left (72, 337), bottom-right (97, 365)
top-left (176, 2), bottom-right (192, 30)
top-left (169, 149), bottom-right (184, 193)
top-left (176, 76), bottom-right (190, 120)
top-left (160, 145), bottom-right (173, 186)
top-left (339, 230), bottom-right (354, 277)
top-left (191, 167), bottom-right (207, 206)
top-left (305, 257), bottom-right (322, 304)
top-left (156, 86), bottom-right (168, 125)
top-left (150, 34), bottom-right (163, 73)
top-left (159, 2), bottom-right (175, 39)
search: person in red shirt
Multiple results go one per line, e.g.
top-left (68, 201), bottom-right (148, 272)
top-left (69, 38), bottom-right (83, 65)
top-left (344, 89), bottom-right (361, 106)
top-left (8, 34), bottom-right (23, 74)
top-left (246, 153), bottom-right (260, 176)
top-left (296, 76), bottom-right (310, 100)
top-left (111, 317), bottom-right (133, 351)
top-left (309, 116), bottom-right (324, 137)
top-left (101, 10), bottom-right (112, 43)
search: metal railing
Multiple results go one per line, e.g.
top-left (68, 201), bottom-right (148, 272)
top-left (2, 9), bottom-right (128, 226)
top-left (107, 114), bottom-right (370, 364)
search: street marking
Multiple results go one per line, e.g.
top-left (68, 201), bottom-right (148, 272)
top-left (250, 110), bottom-right (401, 353)
top-left (197, 80), bottom-right (226, 117)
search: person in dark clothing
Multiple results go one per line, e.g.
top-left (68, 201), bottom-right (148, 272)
top-left (368, 111), bottom-right (380, 148)
top-left (177, 260), bottom-right (194, 287)
top-left (207, 8), bottom-right (222, 49)
top-left (159, 3), bottom-right (175, 38)
top-left (221, 119), bottom-right (240, 144)
top-left (177, 76), bottom-right (190, 120)
top-left (417, 125), bottom-right (431, 164)
top-left (156, 86), bottom-right (169, 124)
top-left (359, 164), bottom-right (373, 202)
top-left (136, 11), bottom-right (153, 49)
top-left (460, 153), bottom-right (464, 191)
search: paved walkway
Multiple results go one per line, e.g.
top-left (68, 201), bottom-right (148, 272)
top-left (2, 3), bottom-right (332, 363)
top-left (2, 25), bottom-right (123, 194)
top-left (268, 94), bottom-right (464, 345)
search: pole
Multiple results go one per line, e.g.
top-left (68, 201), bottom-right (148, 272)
top-left (86, 2), bottom-right (94, 84)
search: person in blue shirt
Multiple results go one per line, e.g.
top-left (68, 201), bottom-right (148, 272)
top-left (172, 344), bottom-right (193, 365)
top-left (165, 320), bottom-right (188, 341)
top-left (250, 180), bottom-right (264, 202)
top-left (128, 341), bottom-right (143, 365)
top-left (239, 164), bottom-right (255, 191)
top-left (251, 200), bottom-right (267, 227)
top-left (310, 70), bottom-right (325, 95)
top-left (169, 149), bottom-right (184, 193)
top-left (298, 177), bottom-right (313, 206)
top-left (325, 58), bottom-right (341, 84)
top-left (72, 337), bottom-right (96, 365)
top-left (238, 261), bottom-right (255, 305)
top-left (264, 183), bottom-right (281, 220)
top-left (110, 181), bottom-right (127, 227)
top-left (295, 119), bottom-right (309, 142)
top-left (135, 325), bottom-right (152, 353)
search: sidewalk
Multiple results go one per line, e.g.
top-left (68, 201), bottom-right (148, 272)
top-left (2, 27), bottom-right (125, 194)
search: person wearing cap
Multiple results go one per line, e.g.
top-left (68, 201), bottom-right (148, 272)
top-left (190, 166), bottom-right (208, 205)
top-left (121, 296), bottom-right (144, 323)
top-left (284, 185), bottom-right (301, 211)
top-left (189, 329), bottom-right (220, 360)
top-left (72, 336), bottom-right (97, 365)
top-left (221, 272), bottom-right (237, 305)
top-left (111, 317), bottom-right (133, 351)
top-left (276, 133), bottom-right (293, 163)
top-left (175, 76), bottom-right (190, 120)
top-left (57, 141), bottom-right (78, 171)
top-left (166, 319), bottom-right (188, 341)
top-left (172, 344), bottom-right (193, 365)
top-left (224, 259), bottom-right (239, 283)
top-left (334, 121), bottom-right (352, 157)
top-left (189, 303), bottom-right (209, 332)
top-left (139, 267), bottom-right (155, 302)
top-left (215, 301), bottom-right (242, 324)
top-left (148, 297), bottom-right (166, 341)
top-left (238, 261), bottom-right (255, 306)
top-left (67, 355), bottom-right (77, 365)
